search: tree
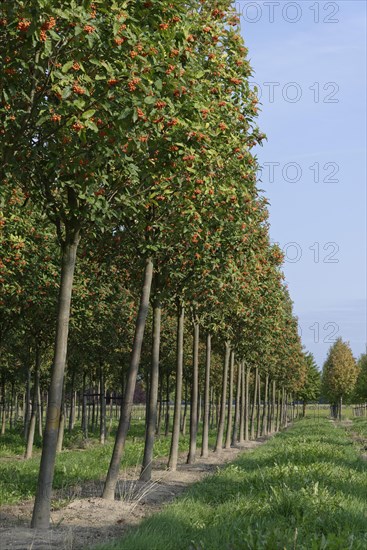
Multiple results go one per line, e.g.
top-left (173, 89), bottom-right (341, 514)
top-left (354, 353), bottom-right (367, 403)
top-left (322, 338), bottom-right (359, 420)
top-left (296, 352), bottom-right (321, 416)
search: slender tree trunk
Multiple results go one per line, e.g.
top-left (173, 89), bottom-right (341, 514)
top-left (244, 366), bottom-right (250, 441)
top-left (256, 372), bottom-right (262, 438)
top-left (82, 373), bottom-right (88, 439)
top-left (261, 374), bottom-right (269, 436)
top-left (250, 368), bottom-right (258, 440)
top-left (239, 363), bottom-right (245, 444)
top-left (9, 383), bottom-right (14, 430)
top-left (140, 297), bottom-right (161, 481)
top-left (37, 385), bottom-right (43, 438)
top-left (32, 226), bottom-right (80, 528)
top-left (102, 257), bottom-right (153, 499)
top-left (100, 364), bottom-right (106, 445)
top-left (270, 379), bottom-right (276, 433)
top-left (232, 361), bottom-right (241, 446)
top-left (209, 386), bottom-right (214, 429)
top-left (225, 351), bottom-right (235, 449)
top-left (339, 396), bottom-right (342, 421)
top-left (187, 320), bottom-right (199, 464)
top-left (68, 372), bottom-right (75, 433)
top-left (201, 333), bottom-right (211, 458)
top-left (181, 379), bottom-right (188, 435)
top-left (24, 367), bottom-right (31, 440)
top-left (156, 373), bottom-right (163, 436)
top-left (56, 400), bottom-right (65, 453)
top-left (197, 393), bottom-right (202, 425)
top-left (164, 371), bottom-right (170, 436)
top-left (214, 342), bottom-right (230, 452)
top-left (1, 379), bottom-right (6, 435)
top-left (25, 347), bottom-right (41, 459)
top-left (276, 389), bottom-right (281, 432)
top-left (167, 303), bottom-right (185, 471)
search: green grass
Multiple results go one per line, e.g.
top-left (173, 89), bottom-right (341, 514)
top-left (97, 416), bottom-right (367, 550)
top-left (0, 419), bottom-right (217, 505)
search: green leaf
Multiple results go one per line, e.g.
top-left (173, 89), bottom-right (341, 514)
top-left (62, 61), bottom-right (74, 73)
top-left (82, 110), bottom-right (96, 120)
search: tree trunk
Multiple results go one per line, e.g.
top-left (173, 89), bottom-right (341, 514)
top-left (167, 302), bottom-right (185, 471)
top-left (244, 366), bottom-right (249, 441)
top-left (232, 361), bottom-right (241, 446)
top-left (140, 297), bottom-right (161, 481)
top-left (156, 373), bottom-right (163, 436)
top-left (201, 333), bottom-right (211, 458)
top-left (56, 400), bottom-right (65, 453)
top-left (37, 384), bottom-right (43, 438)
top-left (164, 371), bottom-right (170, 436)
top-left (276, 389), bottom-right (281, 432)
top-left (102, 257), bottom-right (153, 499)
top-left (239, 363), bottom-right (245, 444)
top-left (31, 225), bottom-right (80, 529)
top-left (68, 372), bottom-right (75, 433)
top-left (25, 347), bottom-right (41, 459)
top-left (339, 396), bottom-right (342, 421)
top-left (209, 386), bottom-right (214, 429)
top-left (250, 368), bottom-right (258, 440)
top-left (181, 379), bottom-right (188, 435)
top-left (225, 351), bottom-right (235, 449)
top-left (100, 364), bottom-right (106, 445)
top-left (270, 379), bottom-right (276, 433)
top-left (187, 320), bottom-right (199, 464)
top-left (261, 374), bottom-right (269, 436)
top-left (24, 358), bottom-right (31, 440)
top-left (1, 379), bottom-right (6, 435)
top-left (82, 373), bottom-right (88, 439)
top-left (214, 342), bottom-right (230, 452)
top-left (256, 372), bottom-right (261, 438)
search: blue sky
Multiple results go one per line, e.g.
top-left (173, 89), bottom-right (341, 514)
top-left (238, 0), bottom-right (367, 367)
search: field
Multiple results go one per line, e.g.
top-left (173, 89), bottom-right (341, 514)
top-left (1, 409), bottom-right (367, 549)
top-left (97, 415), bottom-right (367, 550)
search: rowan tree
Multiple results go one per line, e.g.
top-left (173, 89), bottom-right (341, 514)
top-left (322, 338), bottom-right (359, 419)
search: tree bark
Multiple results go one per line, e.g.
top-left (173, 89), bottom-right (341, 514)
top-left (25, 347), bottom-right (41, 459)
top-left (140, 297), bottom-right (161, 481)
top-left (99, 364), bottom-right (106, 445)
top-left (181, 379), bottom-right (188, 435)
top-left (82, 372), bottom-right (88, 439)
top-left (187, 320), bottom-right (199, 464)
top-left (24, 366), bottom-right (31, 440)
top-left (164, 371), bottom-right (170, 436)
top-left (156, 374), bottom-right (163, 436)
top-left (68, 372), bottom-right (75, 433)
top-left (214, 342), bottom-right (230, 452)
top-left (167, 302), bottom-right (185, 471)
top-left (201, 333), bottom-right (211, 458)
top-left (239, 363), bottom-right (245, 444)
top-left (225, 351), bottom-right (235, 449)
top-left (244, 366), bottom-right (249, 441)
top-left (102, 257), bottom-right (153, 499)
top-left (232, 361), bottom-right (241, 446)
top-left (261, 374), bottom-right (269, 436)
top-left (270, 379), bottom-right (276, 433)
top-left (31, 224), bottom-right (80, 529)
top-left (250, 368), bottom-right (258, 440)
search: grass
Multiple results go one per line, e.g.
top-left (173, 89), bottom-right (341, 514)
top-left (0, 418), bottom-right (217, 505)
top-left (96, 416), bottom-right (367, 550)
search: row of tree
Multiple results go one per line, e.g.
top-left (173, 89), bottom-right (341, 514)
top-left (0, 0), bottom-right (358, 531)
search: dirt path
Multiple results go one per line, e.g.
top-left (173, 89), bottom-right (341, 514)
top-left (0, 438), bottom-right (269, 550)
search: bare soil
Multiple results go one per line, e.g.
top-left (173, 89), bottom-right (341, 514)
top-left (0, 438), bottom-right (268, 550)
